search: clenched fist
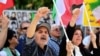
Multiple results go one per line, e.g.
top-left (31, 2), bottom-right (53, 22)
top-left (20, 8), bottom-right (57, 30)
top-left (35, 7), bottom-right (50, 19)
top-left (66, 41), bottom-right (74, 56)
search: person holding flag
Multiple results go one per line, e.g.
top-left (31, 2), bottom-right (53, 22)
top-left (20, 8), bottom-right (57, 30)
top-left (59, 7), bottom-right (98, 56)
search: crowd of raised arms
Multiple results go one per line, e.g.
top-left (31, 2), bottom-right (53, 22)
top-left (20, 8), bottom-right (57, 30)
top-left (0, 6), bottom-right (100, 56)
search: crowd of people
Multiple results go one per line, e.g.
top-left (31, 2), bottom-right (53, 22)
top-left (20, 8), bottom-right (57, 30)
top-left (0, 6), bottom-right (100, 56)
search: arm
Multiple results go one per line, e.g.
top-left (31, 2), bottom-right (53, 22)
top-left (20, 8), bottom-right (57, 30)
top-left (69, 8), bottom-right (80, 27)
top-left (26, 7), bottom-right (50, 38)
top-left (0, 15), bottom-right (9, 49)
top-left (90, 32), bottom-right (97, 49)
top-left (59, 8), bottom-right (80, 56)
top-left (89, 32), bottom-right (99, 55)
top-left (66, 8), bottom-right (80, 40)
top-left (0, 28), bottom-right (8, 49)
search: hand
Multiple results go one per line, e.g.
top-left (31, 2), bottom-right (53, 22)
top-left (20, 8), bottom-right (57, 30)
top-left (66, 41), bottom-right (74, 55)
top-left (35, 7), bottom-right (50, 19)
top-left (90, 32), bottom-right (97, 48)
top-left (90, 32), bottom-right (96, 43)
top-left (70, 8), bottom-right (80, 27)
top-left (72, 8), bottom-right (80, 16)
top-left (0, 15), bottom-right (9, 29)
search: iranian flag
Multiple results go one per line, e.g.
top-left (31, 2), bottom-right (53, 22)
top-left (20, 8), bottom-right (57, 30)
top-left (0, 0), bottom-right (14, 15)
top-left (89, 0), bottom-right (100, 24)
top-left (52, 0), bottom-right (83, 26)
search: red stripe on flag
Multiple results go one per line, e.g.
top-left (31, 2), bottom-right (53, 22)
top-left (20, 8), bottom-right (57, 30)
top-left (4, 0), bottom-right (14, 9)
top-left (0, 3), bottom-right (4, 15)
top-left (61, 9), bottom-right (72, 26)
top-left (61, 0), bottom-right (83, 26)
top-left (73, 0), bottom-right (83, 5)
top-left (0, 0), bottom-right (14, 15)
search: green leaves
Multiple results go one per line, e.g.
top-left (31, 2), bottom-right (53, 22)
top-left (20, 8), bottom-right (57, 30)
top-left (15, 0), bottom-right (53, 10)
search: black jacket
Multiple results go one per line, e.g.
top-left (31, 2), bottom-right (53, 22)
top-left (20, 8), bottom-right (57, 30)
top-left (59, 24), bottom-right (92, 56)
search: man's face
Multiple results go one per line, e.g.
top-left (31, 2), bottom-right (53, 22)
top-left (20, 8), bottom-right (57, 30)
top-left (51, 26), bottom-right (61, 38)
top-left (21, 22), bottom-right (30, 34)
top-left (34, 26), bottom-right (49, 46)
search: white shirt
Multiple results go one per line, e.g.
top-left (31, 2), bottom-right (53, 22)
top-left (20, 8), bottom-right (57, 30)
top-left (83, 35), bottom-right (91, 46)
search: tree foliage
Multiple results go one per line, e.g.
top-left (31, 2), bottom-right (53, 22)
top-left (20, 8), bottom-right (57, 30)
top-left (15, 0), bottom-right (53, 10)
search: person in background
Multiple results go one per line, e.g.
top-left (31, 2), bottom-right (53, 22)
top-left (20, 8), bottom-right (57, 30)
top-left (48, 24), bottom-right (62, 56)
top-left (59, 8), bottom-right (97, 56)
top-left (92, 28), bottom-right (100, 56)
top-left (2, 29), bottom-right (20, 56)
top-left (16, 21), bottom-right (31, 55)
top-left (82, 27), bottom-right (91, 49)
top-left (83, 27), bottom-right (100, 55)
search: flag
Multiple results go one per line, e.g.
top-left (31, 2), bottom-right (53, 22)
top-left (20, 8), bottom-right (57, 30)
top-left (52, 0), bottom-right (65, 25)
top-left (52, 0), bottom-right (83, 26)
top-left (76, 5), bottom-right (83, 25)
top-left (0, 0), bottom-right (7, 15)
top-left (3, 0), bottom-right (14, 9)
top-left (83, 0), bottom-right (100, 27)
top-left (52, 3), bottom-right (56, 21)
top-left (0, 4), bottom-right (3, 15)
top-left (0, 0), bottom-right (14, 15)
top-left (0, 0), bottom-right (7, 4)
top-left (89, 0), bottom-right (100, 24)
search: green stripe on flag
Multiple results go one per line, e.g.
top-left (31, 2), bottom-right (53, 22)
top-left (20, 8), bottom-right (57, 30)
top-left (89, 0), bottom-right (100, 10)
top-left (52, 0), bottom-right (56, 21)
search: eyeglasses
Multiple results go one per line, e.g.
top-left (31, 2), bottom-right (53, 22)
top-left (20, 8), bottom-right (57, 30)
top-left (54, 28), bottom-right (60, 32)
top-left (21, 27), bottom-right (28, 30)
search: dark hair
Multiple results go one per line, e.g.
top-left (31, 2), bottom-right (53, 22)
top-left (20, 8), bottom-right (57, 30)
top-left (74, 27), bottom-right (84, 38)
top-left (68, 27), bottom-right (84, 40)
top-left (96, 31), bottom-right (100, 48)
top-left (11, 21), bottom-right (16, 24)
top-left (4, 29), bottom-right (16, 47)
top-left (88, 31), bottom-right (100, 51)
top-left (73, 27), bottom-right (84, 48)
top-left (72, 4), bottom-right (82, 11)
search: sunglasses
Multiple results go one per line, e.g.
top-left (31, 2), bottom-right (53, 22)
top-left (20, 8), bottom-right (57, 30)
top-left (21, 27), bottom-right (28, 30)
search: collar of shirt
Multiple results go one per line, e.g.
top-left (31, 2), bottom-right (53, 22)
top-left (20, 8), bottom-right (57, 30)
top-left (50, 36), bottom-right (61, 45)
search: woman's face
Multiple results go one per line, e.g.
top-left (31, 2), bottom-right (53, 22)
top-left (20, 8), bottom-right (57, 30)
top-left (9, 34), bottom-right (19, 47)
top-left (72, 29), bottom-right (82, 46)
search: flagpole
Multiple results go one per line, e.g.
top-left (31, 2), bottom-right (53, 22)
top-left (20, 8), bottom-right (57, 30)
top-left (84, 3), bottom-right (92, 32)
top-left (52, 0), bottom-right (74, 56)
top-left (52, 0), bottom-right (69, 42)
